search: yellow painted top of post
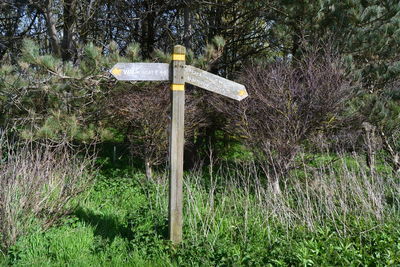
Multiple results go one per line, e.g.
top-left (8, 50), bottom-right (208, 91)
top-left (173, 45), bottom-right (186, 61)
top-left (171, 45), bottom-right (186, 91)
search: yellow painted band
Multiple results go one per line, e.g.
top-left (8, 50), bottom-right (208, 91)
top-left (171, 84), bottom-right (185, 91)
top-left (111, 68), bottom-right (122, 76)
top-left (238, 89), bottom-right (247, 96)
top-left (172, 53), bottom-right (185, 61)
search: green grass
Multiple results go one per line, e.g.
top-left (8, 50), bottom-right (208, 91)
top-left (2, 162), bottom-right (400, 266)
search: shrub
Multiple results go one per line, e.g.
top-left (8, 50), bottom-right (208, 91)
top-left (0, 135), bottom-right (95, 251)
top-left (215, 44), bottom-right (352, 193)
top-left (105, 83), bottom-right (206, 179)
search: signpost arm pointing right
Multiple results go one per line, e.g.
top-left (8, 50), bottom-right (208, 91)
top-left (169, 45), bottom-right (186, 244)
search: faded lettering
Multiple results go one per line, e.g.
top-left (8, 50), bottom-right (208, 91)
top-left (110, 63), bottom-right (170, 81)
top-left (185, 65), bottom-right (248, 101)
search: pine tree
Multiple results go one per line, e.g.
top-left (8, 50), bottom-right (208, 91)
top-left (0, 39), bottom-right (118, 143)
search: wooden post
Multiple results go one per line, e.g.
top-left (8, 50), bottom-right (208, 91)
top-left (110, 44), bottom-right (247, 244)
top-left (169, 45), bottom-right (186, 244)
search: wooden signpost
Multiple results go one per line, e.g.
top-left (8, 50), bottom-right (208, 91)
top-left (110, 45), bottom-right (248, 244)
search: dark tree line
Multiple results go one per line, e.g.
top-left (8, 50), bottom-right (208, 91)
top-left (2, 0), bottom-right (399, 81)
top-left (1, 0), bottom-right (400, 189)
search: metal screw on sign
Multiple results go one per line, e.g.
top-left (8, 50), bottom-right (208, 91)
top-left (110, 45), bottom-right (248, 245)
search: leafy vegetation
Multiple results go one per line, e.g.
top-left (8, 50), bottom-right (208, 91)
top-left (1, 1), bottom-right (400, 265)
top-left (1, 154), bottom-right (399, 266)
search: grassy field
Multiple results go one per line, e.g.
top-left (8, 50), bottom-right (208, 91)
top-left (1, 155), bottom-right (400, 266)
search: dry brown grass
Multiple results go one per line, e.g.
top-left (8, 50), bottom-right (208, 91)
top-left (0, 136), bottom-right (95, 251)
top-left (179, 152), bottom-right (400, 243)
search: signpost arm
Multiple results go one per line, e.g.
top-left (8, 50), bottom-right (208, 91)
top-left (169, 45), bottom-right (186, 244)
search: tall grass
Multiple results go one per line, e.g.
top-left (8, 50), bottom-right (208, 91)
top-left (0, 136), bottom-right (95, 251)
top-left (149, 153), bottom-right (400, 246)
top-left (3, 151), bottom-right (399, 265)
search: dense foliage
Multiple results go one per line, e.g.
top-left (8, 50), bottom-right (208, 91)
top-left (1, 0), bottom-right (400, 264)
top-left (1, 0), bottom-right (399, 167)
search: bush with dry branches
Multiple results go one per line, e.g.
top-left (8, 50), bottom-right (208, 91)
top-left (0, 136), bottom-right (95, 251)
top-left (215, 46), bottom-right (352, 193)
top-left (105, 83), bottom-right (206, 179)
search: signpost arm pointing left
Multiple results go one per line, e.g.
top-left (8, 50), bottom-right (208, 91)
top-left (169, 45), bottom-right (186, 244)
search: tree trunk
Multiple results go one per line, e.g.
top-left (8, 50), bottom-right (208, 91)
top-left (62, 0), bottom-right (77, 61)
top-left (261, 163), bottom-right (282, 195)
top-left (79, 0), bottom-right (95, 44)
top-left (145, 13), bottom-right (156, 58)
top-left (271, 176), bottom-right (281, 195)
top-left (43, 0), bottom-right (61, 57)
top-left (184, 4), bottom-right (192, 49)
top-left (145, 157), bottom-right (153, 180)
top-left (363, 122), bottom-right (377, 176)
top-left (141, 1), bottom-right (156, 59)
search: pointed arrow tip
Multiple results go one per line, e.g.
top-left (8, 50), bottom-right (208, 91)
top-left (238, 89), bottom-right (247, 96)
top-left (237, 89), bottom-right (248, 101)
top-left (110, 67), bottom-right (122, 76)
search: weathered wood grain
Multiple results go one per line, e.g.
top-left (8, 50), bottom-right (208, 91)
top-left (185, 65), bottom-right (248, 101)
top-left (169, 45), bottom-right (186, 245)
